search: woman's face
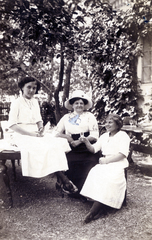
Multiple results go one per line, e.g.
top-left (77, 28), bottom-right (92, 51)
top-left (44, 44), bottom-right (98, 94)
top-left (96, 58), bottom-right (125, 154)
top-left (72, 99), bottom-right (85, 114)
top-left (105, 117), bottom-right (119, 135)
top-left (22, 81), bottom-right (37, 99)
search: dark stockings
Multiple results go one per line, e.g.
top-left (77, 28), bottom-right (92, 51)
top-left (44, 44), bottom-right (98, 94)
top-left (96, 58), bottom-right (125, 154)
top-left (90, 201), bottom-right (104, 216)
top-left (56, 171), bottom-right (69, 184)
top-left (84, 201), bottom-right (106, 224)
top-left (56, 171), bottom-right (78, 194)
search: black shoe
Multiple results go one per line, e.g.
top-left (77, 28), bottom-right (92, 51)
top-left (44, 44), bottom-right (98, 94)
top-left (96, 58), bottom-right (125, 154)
top-left (62, 180), bottom-right (78, 195)
top-left (56, 181), bottom-right (61, 190)
top-left (93, 208), bottom-right (106, 220)
top-left (55, 181), bottom-right (64, 198)
top-left (84, 212), bottom-right (95, 224)
top-left (84, 207), bottom-right (106, 224)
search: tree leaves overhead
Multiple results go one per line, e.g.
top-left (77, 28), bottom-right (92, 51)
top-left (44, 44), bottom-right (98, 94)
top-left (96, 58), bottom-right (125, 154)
top-left (80, 0), bottom-right (152, 121)
top-left (0, 0), bottom-right (84, 94)
top-left (0, 0), bottom-right (152, 122)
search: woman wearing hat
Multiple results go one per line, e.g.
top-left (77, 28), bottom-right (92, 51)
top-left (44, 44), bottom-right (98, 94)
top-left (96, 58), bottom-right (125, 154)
top-left (55, 90), bottom-right (100, 195)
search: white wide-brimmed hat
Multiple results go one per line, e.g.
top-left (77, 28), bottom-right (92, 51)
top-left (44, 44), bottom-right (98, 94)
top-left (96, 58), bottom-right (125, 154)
top-left (64, 90), bottom-right (92, 111)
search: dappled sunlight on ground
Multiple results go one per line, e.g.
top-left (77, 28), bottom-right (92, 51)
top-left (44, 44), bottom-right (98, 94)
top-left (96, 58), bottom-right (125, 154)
top-left (0, 161), bottom-right (152, 240)
top-left (132, 152), bottom-right (152, 177)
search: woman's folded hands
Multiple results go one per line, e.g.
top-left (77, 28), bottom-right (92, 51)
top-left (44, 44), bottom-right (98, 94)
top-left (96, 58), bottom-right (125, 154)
top-left (70, 139), bottom-right (81, 147)
top-left (99, 157), bottom-right (107, 164)
top-left (79, 136), bottom-right (89, 144)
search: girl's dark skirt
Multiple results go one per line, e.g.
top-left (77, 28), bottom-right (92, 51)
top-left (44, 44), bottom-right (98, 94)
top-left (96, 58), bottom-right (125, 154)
top-left (65, 132), bottom-right (100, 192)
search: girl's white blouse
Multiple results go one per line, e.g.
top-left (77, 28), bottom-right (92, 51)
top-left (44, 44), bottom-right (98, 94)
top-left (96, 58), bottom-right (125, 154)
top-left (8, 96), bottom-right (42, 128)
top-left (93, 131), bottom-right (130, 168)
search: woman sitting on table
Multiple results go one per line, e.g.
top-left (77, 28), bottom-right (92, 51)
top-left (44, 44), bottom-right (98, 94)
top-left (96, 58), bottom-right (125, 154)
top-left (79, 113), bottom-right (130, 224)
top-left (8, 76), bottom-right (78, 194)
top-left (55, 90), bottom-right (100, 195)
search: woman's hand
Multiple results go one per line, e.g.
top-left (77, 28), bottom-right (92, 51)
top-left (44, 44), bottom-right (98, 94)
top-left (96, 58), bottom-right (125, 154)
top-left (31, 128), bottom-right (44, 137)
top-left (10, 124), bottom-right (43, 137)
top-left (99, 153), bottom-right (125, 164)
top-left (79, 136), bottom-right (89, 144)
top-left (79, 136), bottom-right (95, 153)
top-left (70, 140), bottom-right (81, 147)
top-left (38, 127), bottom-right (44, 137)
top-left (99, 157), bottom-right (107, 164)
top-left (29, 132), bottom-right (43, 137)
top-left (36, 132), bottom-right (44, 137)
top-left (56, 133), bottom-right (74, 143)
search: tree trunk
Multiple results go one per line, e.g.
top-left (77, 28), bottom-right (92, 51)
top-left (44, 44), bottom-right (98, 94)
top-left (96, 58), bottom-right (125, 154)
top-left (62, 52), bottom-right (74, 116)
top-left (48, 54), bottom-right (55, 103)
top-left (54, 43), bottom-right (64, 123)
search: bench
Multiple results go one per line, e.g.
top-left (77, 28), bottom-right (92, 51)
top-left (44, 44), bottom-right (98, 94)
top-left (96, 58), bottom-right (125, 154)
top-left (0, 150), bottom-right (21, 209)
top-left (130, 143), bottom-right (152, 155)
top-left (0, 121), bottom-right (21, 208)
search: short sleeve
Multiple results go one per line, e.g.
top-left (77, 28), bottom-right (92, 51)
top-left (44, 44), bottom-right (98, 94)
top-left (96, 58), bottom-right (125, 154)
top-left (88, 113), bottom-right (99, 139)
top-left (92, 134), bottom-right (104, 153)
top-left (8, 97), bottom-right (42, 128)
top-left (118, 131), bottom-right (130, 157)
top-left (55, 115), bottom-right (66, 134)
top-left (34, 99), bottom-right (43, 123)
top-left (8, 100), bottom-right (19, 127)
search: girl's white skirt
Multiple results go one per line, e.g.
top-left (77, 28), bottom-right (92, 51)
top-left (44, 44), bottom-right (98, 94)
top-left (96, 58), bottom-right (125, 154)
top-left (12, 124), bottom-right (70, 178)
top-left (80, 163), bottom-right (127, 209)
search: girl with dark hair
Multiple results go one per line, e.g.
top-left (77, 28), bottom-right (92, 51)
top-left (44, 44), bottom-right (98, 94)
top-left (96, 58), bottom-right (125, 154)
top-left (8, 77), bottom-right (78, 193)
top-left (18, 77), bottom-right (41, 94)
top-left (79, 113), bottom-right (130, 223)
top-left (9, 77), bottom-right (43, 137)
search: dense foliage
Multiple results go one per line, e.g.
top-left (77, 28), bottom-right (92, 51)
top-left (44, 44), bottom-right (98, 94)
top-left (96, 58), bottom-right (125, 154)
top-left (81, 0), bottom-right (152, 122)
top-left (0, 0), bottom-right (152, 122)
top-left (0, 0), bottom-right (86, 121)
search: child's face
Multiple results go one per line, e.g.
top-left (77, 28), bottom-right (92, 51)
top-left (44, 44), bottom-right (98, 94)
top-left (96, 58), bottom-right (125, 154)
top-left (22, 81), bottom-right (37, 99)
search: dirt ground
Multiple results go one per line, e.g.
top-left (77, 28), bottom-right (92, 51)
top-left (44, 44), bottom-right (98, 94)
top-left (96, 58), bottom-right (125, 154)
top-left (0, 153), bottom-right (152, 240)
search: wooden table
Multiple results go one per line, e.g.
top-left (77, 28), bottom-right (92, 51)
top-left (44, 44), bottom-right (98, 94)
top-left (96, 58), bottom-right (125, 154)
top-left (122, 125), bottom-right (151, 133)
top-left (122, 125), bottom-right (152, 161)
top-left (122, 125), bottom-right (143, 132)
top-left (0, 150), bottom-right (21, 209)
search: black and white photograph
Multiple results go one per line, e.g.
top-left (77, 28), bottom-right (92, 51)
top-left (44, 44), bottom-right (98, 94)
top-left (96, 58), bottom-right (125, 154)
top-left (0, 0), bottom-right (152, 239)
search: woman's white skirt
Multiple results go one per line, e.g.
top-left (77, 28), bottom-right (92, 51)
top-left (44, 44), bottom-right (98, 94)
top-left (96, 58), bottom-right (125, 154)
top-left (80, 163), bottom-right (127, 209)
top-left (13, 131), bottom-right (70, 178)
